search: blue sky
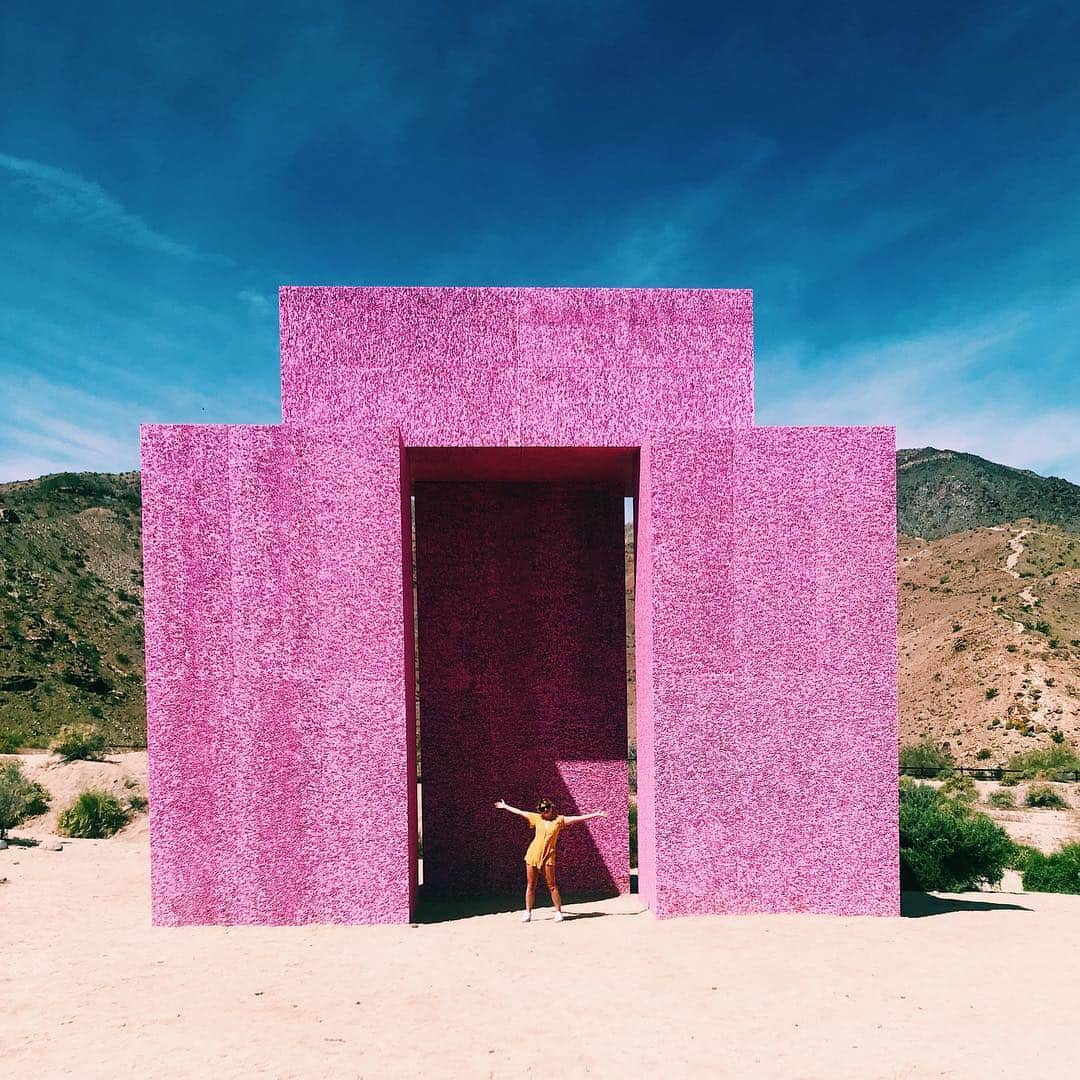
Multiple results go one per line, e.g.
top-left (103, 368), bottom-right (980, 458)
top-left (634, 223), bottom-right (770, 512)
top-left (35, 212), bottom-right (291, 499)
top-left (2, 1), bottom-right (1078, 483)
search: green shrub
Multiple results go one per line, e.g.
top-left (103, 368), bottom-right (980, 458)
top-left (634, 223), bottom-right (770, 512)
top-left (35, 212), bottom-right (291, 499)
top-left (49, 723), bottom-right (106, 762)
top-left (985, 688), bottom-right (999, 700)
top-left (988, 790), bottom-right (1015, 809)
top-left (629, 800), bottom-right (638, 864)
top-left (899, 783), bottom-right (1015, 892)
top-left (1007, 740), bottom-right (1080, 781)
top-left (127, 794), bottom-right (148, 813)
top-left (0, 761), bottom-right (49, 838)
top-left (976, 748), bottom-right (992, 760)
top-left (899, 740), bottom-right (955, 778)
top-left (1011, 844), bottom-right (1039, 871)
top-left (0, 728), bottom-right (23, 754)
top-left (56, 790), bottom-right (129, 838)
top-left (1024, 783), bottom-right (1069, 810)
top-left (1022, 844), bottom-right (1080, 894)
top-left (940, 774), bottom-right (978, 805)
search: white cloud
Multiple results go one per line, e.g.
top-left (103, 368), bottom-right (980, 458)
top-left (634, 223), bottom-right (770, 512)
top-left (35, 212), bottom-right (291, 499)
top-left (758, 299), bottom-right (1080, 482)
top-left (238, 289), bottom-right (272, 317)
top-left (0, 152), bottom-right (198, 259)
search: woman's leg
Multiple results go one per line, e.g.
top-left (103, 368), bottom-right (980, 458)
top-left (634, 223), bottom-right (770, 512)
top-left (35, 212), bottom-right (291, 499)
top-left (543, 864), bottom-right (562, 913)
top-left (525, 864), bottom-right (539, 913)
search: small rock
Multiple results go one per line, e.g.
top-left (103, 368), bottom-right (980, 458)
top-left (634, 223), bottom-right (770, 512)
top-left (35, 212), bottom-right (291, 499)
top-left (0, 838), bottom-right (7, 850)
top-left (43, 839), bottom-right (63, 852)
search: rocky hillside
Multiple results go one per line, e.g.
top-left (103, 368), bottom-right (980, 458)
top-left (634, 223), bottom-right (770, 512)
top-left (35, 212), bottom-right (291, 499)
top-left (0, 473), bottom-right (145, 747)
top-left (2, 451), bottom-right (1080, 754)
top-left (898, 447), bottom-right (1080, 538)
top-left (899, 522), bottom-right (1080, 763)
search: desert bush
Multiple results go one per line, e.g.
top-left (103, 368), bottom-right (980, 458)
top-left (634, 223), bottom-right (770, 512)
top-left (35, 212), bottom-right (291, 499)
top-left (1024, 783), bottom-right (1069, 810)
top-left (1022, 843), bottom-right (1080, 894)
top-left (899, 783), bottom-right (1015, 892)
top-left (1007, 740), bottom-right (1080, 781)
top-left (899, 740), bottom-right (955, 778)
top-left (56, 789), bottom-right (129, 838)
top-left (0, 761), bottom-right (49, 839)
top-left (127, 794), bottom-right (148, 813)
top-left (988, 790), bottom-right (1015, 809)
top-left (976, 748), bottom-right (992, 760)
top-left (984, 688), bottom-right (999, 700)
top-left (1010, 844), bottom-right (1038, 871)
top-left (940, 774), bottom-right (978, 805)
top-left (49, 723), bottom-right (105, 762)
top-left (0, 728), bottom-right (23, 754)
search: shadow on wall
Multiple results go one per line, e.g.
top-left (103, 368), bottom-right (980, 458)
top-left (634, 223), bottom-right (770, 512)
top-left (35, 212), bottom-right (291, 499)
top-left (421, 749), bottom-right (627, 899)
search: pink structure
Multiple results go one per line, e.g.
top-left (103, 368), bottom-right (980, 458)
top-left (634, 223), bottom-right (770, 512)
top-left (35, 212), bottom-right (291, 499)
top-left (140, 288), bottom-right (898, 924)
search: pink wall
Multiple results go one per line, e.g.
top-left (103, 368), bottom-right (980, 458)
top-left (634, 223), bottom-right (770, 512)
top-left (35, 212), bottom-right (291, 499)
top-left (141, 287), bottom-right (898, 924)
top-left (279, 287), bottom-right (755, 443)
top-left (642, 427), bottom-right (898, 916)
top-left (415, 480), bottom-right (628, 897)
top-left (140, 424), bottom-right (413, 924)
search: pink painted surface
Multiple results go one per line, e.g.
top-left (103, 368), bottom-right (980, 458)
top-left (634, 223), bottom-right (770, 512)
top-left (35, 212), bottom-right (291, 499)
top-left (140, 424), bottom-right (412, 924)
top-left (279, 287), bottom-right (755, 443)
top-left (140, 287), bottom-right (898, 924)
top-left (641, 426), bottom-right (898, 916)
top-left (415, 480), bottom-right (628, 897)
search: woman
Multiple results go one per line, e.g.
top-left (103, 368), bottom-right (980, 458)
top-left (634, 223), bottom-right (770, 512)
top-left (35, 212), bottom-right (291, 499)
top-left (494, 797), bottom-right (607, 922)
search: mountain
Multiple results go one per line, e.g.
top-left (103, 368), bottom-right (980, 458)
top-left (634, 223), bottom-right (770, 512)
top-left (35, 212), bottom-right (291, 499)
top-left (898, 521), bottom-right (1080, 763)
top-left (898, 447), bottom-right (1080, 539)
top-left (2, 449), bottom-right (1079, 752)
top-left (0, 472), bottom-right (145, 747)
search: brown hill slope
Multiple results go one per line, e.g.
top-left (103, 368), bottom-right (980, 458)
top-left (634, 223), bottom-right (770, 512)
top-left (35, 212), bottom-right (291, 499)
top-left (0, 473), bottom-right (144, 747)
top-left (899, 521), bottom-right (1080, 763)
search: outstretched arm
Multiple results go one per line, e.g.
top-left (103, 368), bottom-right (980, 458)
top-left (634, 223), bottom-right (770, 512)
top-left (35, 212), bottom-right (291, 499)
top-left (561, 810), bottom-right (608, 825)
top-left (494, 799), bottom-right (531, 818)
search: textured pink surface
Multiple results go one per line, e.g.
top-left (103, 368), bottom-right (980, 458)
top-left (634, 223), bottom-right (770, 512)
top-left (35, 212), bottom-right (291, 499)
top-left (641, 427), bottom-right (898, 916)
top-left (140, 424), bottom-right (413, 924)
top-left (279, 287), bottom-right (754, 443)
top-left (141, 286), bottom-right (898, 925)
top-left (415, 479), bottom-right (628, 897)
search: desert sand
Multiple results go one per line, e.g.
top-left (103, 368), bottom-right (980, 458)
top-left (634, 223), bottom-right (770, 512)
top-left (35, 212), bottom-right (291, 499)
top-left (3, 756), bottom-right (1080, 1079)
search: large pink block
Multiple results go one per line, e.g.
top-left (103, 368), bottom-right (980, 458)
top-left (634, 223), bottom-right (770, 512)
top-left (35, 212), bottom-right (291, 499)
top-left (279, 287), bottom-right (755, 444)
top-left (142, 287), bottom-right (898, 925)
top-left (141, 424), bottom-right (413, 924)
top-left (641, 426), bottom-right (898, 917)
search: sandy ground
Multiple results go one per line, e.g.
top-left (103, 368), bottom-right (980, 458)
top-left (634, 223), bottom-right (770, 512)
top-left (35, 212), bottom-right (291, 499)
top-left (3, 757), bottom-right (1080, 1078)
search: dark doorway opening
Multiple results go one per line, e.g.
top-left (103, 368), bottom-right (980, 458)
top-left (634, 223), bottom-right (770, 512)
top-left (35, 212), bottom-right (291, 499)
top-left (406, 448), bottom-right (638, 919)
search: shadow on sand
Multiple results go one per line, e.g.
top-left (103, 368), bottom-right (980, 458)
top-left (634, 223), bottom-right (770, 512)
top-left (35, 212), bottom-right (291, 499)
top-left (901, 891), bottom-right (1031, 918)
top-left (413, 887), bottom-right (638, 925)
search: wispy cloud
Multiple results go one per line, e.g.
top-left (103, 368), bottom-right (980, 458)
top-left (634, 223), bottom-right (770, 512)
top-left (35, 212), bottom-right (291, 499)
top-left (238, 289), bottom-right (272, 317)
top-left (758, 294), bottom-right (1080, 481)
top-left (0, 152), bottom-right (198, 259)
top-left (0, 376), bottom-right (136, 480)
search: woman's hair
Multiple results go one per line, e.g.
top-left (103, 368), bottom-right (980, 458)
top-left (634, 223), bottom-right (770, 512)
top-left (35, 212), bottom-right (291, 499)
top-left (536, 797), bottom-right (556, 814)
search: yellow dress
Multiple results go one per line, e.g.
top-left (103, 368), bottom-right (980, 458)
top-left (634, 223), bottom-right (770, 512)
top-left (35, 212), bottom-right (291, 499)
top-left (524, 812), bottom-right (565, 869)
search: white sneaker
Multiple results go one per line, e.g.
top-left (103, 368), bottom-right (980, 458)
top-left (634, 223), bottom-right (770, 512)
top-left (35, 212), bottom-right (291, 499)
top-left (553, 911), bottom-right (566, 922)
top-left (520, 910), bottom-right (532, 923)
